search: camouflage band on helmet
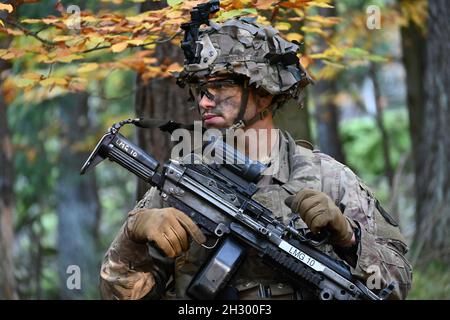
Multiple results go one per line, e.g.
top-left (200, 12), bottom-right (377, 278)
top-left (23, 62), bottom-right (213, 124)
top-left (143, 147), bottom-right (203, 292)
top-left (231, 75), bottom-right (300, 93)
top-left (176, 17), bottom-right (313, 106)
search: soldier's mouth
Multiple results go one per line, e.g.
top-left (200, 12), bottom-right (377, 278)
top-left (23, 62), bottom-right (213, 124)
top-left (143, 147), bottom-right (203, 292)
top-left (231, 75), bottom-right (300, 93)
top-left (202, 113), bottom-right (220, 120)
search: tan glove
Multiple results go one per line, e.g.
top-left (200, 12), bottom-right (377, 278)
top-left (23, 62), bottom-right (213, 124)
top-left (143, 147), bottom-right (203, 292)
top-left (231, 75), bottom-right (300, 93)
top-left (126, 207), bottom-right (206, 258)
top-left (285, 189), bottom-right (354, 247)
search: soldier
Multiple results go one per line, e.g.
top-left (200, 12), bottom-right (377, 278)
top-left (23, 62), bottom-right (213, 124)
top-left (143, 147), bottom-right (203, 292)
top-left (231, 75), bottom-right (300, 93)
top-left (99, 17), bottom-right (412, 300)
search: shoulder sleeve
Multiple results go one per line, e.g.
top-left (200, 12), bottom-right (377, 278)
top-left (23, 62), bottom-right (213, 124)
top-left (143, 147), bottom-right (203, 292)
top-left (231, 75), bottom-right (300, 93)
top-left (337, 166), bottom-right (413, 300)
top-left (99, 187), bottom-right (173, 300)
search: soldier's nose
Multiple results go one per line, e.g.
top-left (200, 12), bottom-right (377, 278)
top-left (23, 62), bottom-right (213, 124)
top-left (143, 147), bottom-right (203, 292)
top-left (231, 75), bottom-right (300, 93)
top-left (198, 93), bottom-right (215, 110)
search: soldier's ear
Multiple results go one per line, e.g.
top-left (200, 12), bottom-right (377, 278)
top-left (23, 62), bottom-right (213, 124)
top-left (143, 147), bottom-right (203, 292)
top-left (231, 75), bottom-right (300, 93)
top-left (252, 88), bottom-right (274, 111)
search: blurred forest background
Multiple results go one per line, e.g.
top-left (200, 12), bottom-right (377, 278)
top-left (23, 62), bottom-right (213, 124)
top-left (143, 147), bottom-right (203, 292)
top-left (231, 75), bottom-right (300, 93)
top-left (0, 0), bottom-right (449, 299)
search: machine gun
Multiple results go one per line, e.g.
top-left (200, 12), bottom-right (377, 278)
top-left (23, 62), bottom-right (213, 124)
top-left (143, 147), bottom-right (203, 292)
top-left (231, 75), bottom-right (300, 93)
top-left (80, 118), bottom-right (395, 300)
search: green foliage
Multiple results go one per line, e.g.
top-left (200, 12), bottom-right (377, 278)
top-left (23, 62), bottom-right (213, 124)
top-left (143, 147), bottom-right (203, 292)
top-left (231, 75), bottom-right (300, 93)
top-left (340, 108), bottom-right (411, 186)
top-left (408, 261), bottom-right (450, 300)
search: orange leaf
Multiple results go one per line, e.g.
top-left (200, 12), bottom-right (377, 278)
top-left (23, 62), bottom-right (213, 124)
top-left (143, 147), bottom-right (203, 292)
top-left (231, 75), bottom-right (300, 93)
top-left (166, 62), bottom-right (182, 73)
top-left (254, 0), bottom-right (278, 10)
top-left (0, 3), bottom-right (14, 13)
top-left (111, 42), bottom-right (129, 53)
top-left (77, 63), bottom-right (99, 73)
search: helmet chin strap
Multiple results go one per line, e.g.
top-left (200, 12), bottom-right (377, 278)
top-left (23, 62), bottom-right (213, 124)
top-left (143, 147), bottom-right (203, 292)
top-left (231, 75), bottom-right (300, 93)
top-left (230, 83), bottom-right (277, 131)
top-left (230, 80), bottom-right (250, 130)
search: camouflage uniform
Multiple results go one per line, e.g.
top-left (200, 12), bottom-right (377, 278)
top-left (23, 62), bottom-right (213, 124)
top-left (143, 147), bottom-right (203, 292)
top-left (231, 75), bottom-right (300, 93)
top-left (99, 130), bottom-right (413, 300)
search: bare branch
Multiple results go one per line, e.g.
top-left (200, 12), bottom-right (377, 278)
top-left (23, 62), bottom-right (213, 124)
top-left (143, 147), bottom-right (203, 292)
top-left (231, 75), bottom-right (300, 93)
top-left (6, 20), bottom-right (57, 46)
top-left (81, 31), bottom-right (183, 54)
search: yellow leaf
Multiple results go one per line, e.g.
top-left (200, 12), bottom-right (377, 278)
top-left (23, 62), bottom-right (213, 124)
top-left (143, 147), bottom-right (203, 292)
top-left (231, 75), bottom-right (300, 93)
top-left (0, 3), bottom-right (13, 13)
top-left (80, 16), bottom-right (97, 23)
top-left (42, 18), bottom-right (59, 25)
top-left (1, 52), bottom-right (16, 60)
top-left (286, 33), bottom-right (304, 42)
top-left (57, 54), bottom-right (84, 63)
top-left (127, 39), bottom-right (145, 46)
top-left (40, 77), bottom-right (68, 87)
top-left (22, 73), bottom-right (43, 81)
top-left (293, 9), bottom-right (305, 18)
top-left (306, 15), bottom-right (341, 26)
top-left (306, 1), bottom-right (334, 9)
top-left (77, 63), bottom-right (99, 73)
top-left (21, 19), bottom-right (41, 24)
top-left (15, 78), bottom-right (36, 88)
top-left (275, 22), bottom-right (292, 31)
top-left (301, 26), bottom-right (327, 37)
top-left (0, 19), bottom-right (4, 27)
top-left (167, 10), bottom-right (182, 19)
top-left (111, 42), bottom-right (129, 53)
top-left (126, 15), bottom-right (145, 23)
top-left (53, 35), bottom-right (73, 42)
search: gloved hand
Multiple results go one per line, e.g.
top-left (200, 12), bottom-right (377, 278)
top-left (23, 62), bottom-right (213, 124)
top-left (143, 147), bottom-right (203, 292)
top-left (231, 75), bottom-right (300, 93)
top-left (126, 207), bottom-right (206, 258)
top-left (285, 189), bottom-right (354, 247)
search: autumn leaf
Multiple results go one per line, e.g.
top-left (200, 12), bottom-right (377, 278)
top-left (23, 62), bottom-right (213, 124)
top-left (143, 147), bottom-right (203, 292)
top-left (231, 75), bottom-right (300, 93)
top-left (217, 8), bottom-right (257, 21)
top-left (111, 42), bottom-right (129, 53)
top-left (77, 63), bottom-right (99, 73)
top-left (306, 15), bottom-right (341, 26)
top-left (306, 0), bottom-right (334, 9)
top-left (53, 35), bottom-right (73, 42)
top-left (127, 39), bottom-right (145, 46)
top-left (254, 0), bottom-right (278, 10)
top-left (275, 22), bottom-right (292, 31)
top-left (40, 77), bottom-right (68, 87)
top-left (0, 3), bottom-right (14, 13)
top-left (300, 55), bottom-right (313, 68)
top-left (21, 19), bottom-right (42, 24)
top-left (22, 72), bottom-right (44, 81)
top-left (56, 54), bottom-right (84, 63)
top-left (15, 78), bottom-right (37, 88)
top-left (168, 0), bottom-right (183, 6)
top-left (286, 33), bottom-right (304, 42)
top-left (301, 26), bottom-right (327, 37)
top-left (166, 62), bottom-right (182, 73)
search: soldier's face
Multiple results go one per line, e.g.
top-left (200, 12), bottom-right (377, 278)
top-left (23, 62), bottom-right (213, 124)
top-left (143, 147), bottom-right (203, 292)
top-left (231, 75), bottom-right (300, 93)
top-left (198, 85), bottom-right (244, 128)
top-left (196, 83), bottom-right (270, 129)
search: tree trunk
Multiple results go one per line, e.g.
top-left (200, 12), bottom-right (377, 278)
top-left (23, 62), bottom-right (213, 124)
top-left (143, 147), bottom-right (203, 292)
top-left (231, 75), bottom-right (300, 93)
top-left (413, 0), bottom-right (450, 262)
top-left (369, 63), bottom-right (394, 187)
top-left (135, 1), bottom-right (195, 200)
top-left (400, 12), bottom-right (426, 224)
top-left (312, 3), bottom-right (346, 163)
top-left (56, 93), bottom-right (101, 299)
top-left (0, 36), bottom-right (18, 300)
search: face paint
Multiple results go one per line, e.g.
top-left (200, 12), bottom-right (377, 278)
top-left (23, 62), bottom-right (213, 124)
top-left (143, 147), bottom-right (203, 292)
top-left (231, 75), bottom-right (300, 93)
top-left (189, 79), bottom-right (244, 128)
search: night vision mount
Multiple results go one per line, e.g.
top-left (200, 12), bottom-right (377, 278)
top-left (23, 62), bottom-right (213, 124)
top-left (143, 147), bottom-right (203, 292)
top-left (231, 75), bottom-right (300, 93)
top-left (180, 0), bottom-right (220, 64)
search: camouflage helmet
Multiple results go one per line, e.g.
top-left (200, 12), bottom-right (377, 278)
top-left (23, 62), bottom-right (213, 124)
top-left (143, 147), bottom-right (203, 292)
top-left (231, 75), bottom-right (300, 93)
top-left (176, 17), bottom-right (312, 104)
